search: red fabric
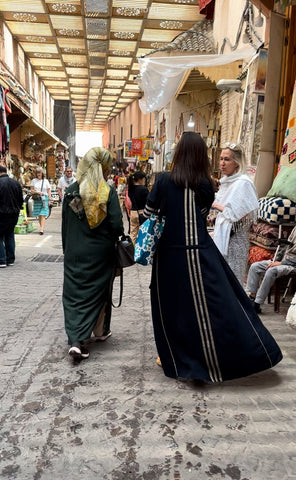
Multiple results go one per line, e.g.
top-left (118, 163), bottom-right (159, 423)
top-left (131, 138), bottom-right (143, 156)
top-left (248, 246), bottom-right (274, 264)
top-left (199, 0), bottom-right (215, 19)
top-left (124, 190), bottom-right (132, 216)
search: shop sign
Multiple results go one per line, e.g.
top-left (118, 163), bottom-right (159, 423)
top-left (124, 140), bottom-right (136, 161)
top-left (131, 138), bottom-right (143, 156)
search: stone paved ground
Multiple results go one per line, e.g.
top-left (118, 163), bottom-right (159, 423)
top-left (0, 206), bottom-right (296, 480)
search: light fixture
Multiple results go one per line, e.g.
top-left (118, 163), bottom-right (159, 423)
top-left (187, 114), bottom-right (195, 128)
top-left (216, 79), bottom-right (243, 92)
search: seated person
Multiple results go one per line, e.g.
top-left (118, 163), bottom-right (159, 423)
top-left (246, 225), bottom-right (296, 313)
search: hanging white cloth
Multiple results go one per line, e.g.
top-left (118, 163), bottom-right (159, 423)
top-left (138, 46), bottom-right (255, 113)
top-left (213, 173), bottom-right (259, 257)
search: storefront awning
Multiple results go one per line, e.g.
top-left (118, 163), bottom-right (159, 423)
top-left (20, 117), bottom-right (68, 150)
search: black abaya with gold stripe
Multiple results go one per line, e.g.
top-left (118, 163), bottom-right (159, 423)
top-left (147, 173), bottom-right (282, 382)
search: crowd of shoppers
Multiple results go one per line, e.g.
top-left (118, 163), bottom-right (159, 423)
top-left (0, 135), bottom-right (286, 384)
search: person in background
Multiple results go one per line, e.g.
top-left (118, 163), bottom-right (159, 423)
top-left (142, 131), bottom-right (282, 383)
top-left (30, 167), bottom-right (51, 235)
top-left (0, 165), bottom-right (23, 267)
top-left (57, 167), bottom-right (75, 202)
top-left (246, 225), bottom-right (296, 313)
top-left (128, 171), bottom-right (149, 243)
top-left (212, 142), bottom-right (258, 285)
top-left (62, 147), bottom-right (124, 360)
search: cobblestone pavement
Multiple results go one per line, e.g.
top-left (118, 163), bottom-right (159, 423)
top-left (1, 206), bottom-right (296, 480)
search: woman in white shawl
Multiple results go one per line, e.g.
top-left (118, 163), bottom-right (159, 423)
top-left (212, 143), bottom-right (258, 285)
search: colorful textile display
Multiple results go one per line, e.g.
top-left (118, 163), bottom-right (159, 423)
top-left (248, 245), bottom-right (274, 264)
top-left (267, 165), bottom-right (296, 203)
top-left (249, 221), bottom-right (294, 250)
top-left (280, 79), bottom-right (296, 167)
top-left (258, 196), bottom-right (296, 224)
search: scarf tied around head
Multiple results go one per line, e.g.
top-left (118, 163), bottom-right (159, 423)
top-left (76, 147), bottom-right (113, 229)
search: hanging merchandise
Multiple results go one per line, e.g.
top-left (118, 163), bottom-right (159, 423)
top-left (173, 113), bottom-right (184, 148)
top-left (153, 128), bottom-right (161, 155)
top-left (131, 138), bottom-right (143, 156)
top-left (159, 114), bottom-right (166, 144)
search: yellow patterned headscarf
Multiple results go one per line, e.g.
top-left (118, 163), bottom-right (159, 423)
top-left (76, 147), bottom-right (113, 229)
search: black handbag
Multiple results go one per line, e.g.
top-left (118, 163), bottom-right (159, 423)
top-left (111, 235), bottom-right (135, 308)
top-left (116, 234), bottom-right (135, 268)
top-left (32, 179), bottom-right (44, 201)
top-left (32, 193), bottom-right (42, 201)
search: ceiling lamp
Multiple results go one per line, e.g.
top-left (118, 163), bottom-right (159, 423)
top-left (25, 36), bottom-right (46, 42)
top-left (114, 32), bottom-right (135, 39)
top-left (160, 21), bottom-right (183, 29)
top-left (13, 13), bottom-right (37, 22)
top-left (59, 28), bottom-right (80, 36)
top-left (109, 64), bottom-right (129, 69)
top-left (52, 3), bottom-right (77, 13)
top-left (116, 7), bottom-right (141, 16)
top-left (112, 50), bottom-right (131, 56)
top-left (187, 114), bottom-right (195, 128)
top-left (34, 53), bottom-right (53, 58)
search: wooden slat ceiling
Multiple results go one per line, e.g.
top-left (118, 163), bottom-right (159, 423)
top-left (0, 0), bottom-right (205, 131)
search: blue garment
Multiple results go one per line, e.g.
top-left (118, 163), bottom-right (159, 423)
top-left (147, 173), bottom-right (282, 382)
top-left (33, 195), bottom-right (49, 217)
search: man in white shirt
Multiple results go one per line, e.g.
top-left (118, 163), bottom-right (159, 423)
top-left (58, 167), bottom-right (75, 202)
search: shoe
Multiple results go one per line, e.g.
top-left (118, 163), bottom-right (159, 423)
top-left (156, 356), bottom-right (162, 367)
top-left (69, 342), bottom-right (89, 359)
top-left (248, 295), bottom-right (256, 302)
top-left (7, 262), bottom-right (14, 266)
top-left (93, 330), bottom-right (112, 342)
top-left (254, 302), bottom-right (262, 314)
top-left (0, 264), bottom-right (6, 268)
top-left (39, 231), bottom-right (44, 235)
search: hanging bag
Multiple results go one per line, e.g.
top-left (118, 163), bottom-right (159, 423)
top-left (32, 179), bottom-right (44, 201)
top-left (134, 214), bottom-right (166, 266)
top-left (116, 234), bottom-right (135, 269)
top-left (111, 234), bottom-right (135, 308)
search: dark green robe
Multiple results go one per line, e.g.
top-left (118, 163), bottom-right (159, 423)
top-left (62, 182), bottom-right (124, 345)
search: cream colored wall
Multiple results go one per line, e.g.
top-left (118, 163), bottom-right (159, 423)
top-left (213, 0), bottom-right (265, 53)
top-left (103, 99), bottom-right (154, 151)
top-left (9, 128), bottom-right (22, 157)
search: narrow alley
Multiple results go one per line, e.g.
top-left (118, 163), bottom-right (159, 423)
top-left (0, 206), bottom-right (296, 480)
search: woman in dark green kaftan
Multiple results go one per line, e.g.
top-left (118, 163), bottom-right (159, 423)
top-left (62, 147), bottom-right (123, 359)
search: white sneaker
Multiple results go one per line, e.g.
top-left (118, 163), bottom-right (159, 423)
top-left (0, 264), bottom-right (6, 268)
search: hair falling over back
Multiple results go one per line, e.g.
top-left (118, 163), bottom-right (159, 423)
top-left (170, 132), bottom-right (212, 191)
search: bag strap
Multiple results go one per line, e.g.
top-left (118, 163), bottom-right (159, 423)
top-left (110, 267), bottom-right (123, 308)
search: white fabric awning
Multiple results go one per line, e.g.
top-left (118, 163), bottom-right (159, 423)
top-left (138, 46), bottom-right (256, 113)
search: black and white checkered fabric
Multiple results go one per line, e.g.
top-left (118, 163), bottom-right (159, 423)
top-left (258, 196), bottom-right (296, 224)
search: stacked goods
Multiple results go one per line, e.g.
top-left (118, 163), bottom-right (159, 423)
top-left (14, 207), bottom-right (35, 234)
top-left (249, 166), bottom-right (296, 264)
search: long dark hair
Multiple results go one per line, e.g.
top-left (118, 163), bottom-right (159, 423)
top-left (170, 132), bottom-right (212, 191)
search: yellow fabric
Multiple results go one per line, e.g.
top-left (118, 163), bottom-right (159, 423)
top-left (76, 147), bottom-right (112, 229)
